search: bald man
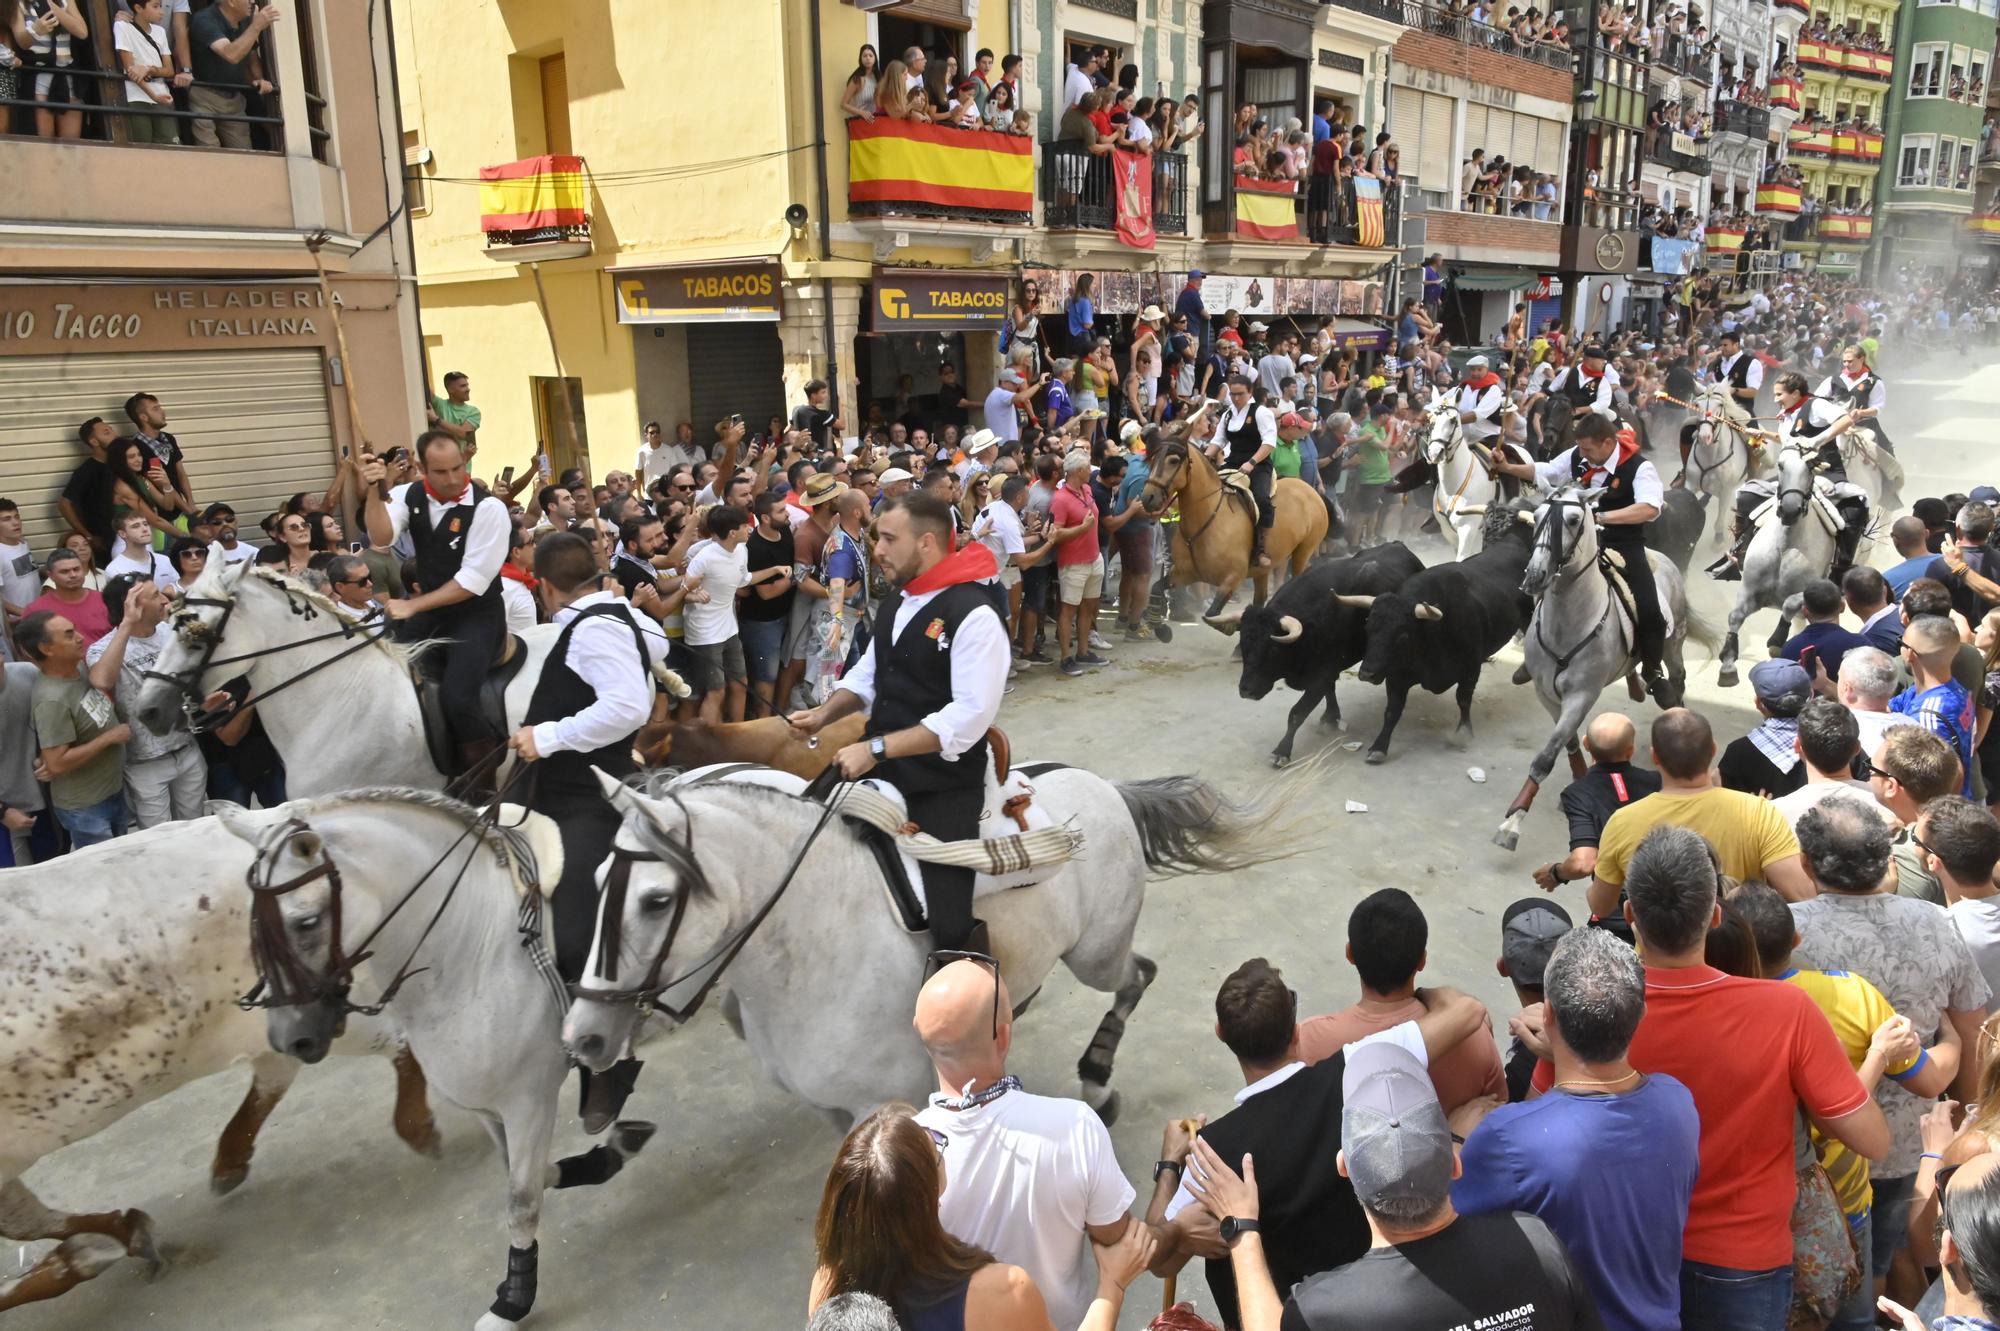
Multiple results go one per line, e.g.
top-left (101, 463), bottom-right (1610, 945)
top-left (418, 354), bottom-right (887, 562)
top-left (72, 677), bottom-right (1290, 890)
top-left (912, 960), bottom-right (1155, 1331)
top-left (1535, 712), bottom-right (1663, 894)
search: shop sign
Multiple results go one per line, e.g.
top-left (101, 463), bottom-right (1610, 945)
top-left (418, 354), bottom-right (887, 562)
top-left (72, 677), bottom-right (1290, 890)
top-left (1526, 274), bottom-right (1564, 299)
top-left (869, 273), bottom-right (1011, 331)
top-left (0, 282), bottom-right (341, 352)
top-left (614, 261), bottom-right (783, 323)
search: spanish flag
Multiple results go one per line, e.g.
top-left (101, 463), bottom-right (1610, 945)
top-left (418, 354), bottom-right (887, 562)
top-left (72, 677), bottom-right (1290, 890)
top-left (1707, 227), bottom-right (1746, 252)
top-left (1234, 175), bottom-right (1299, 241)
top-left (479, 155), bottom-right (589, 232)
top-left (1755, 182), bottom-right (1802, 216)
top-left (848, 118), bottom-right (1033, 222)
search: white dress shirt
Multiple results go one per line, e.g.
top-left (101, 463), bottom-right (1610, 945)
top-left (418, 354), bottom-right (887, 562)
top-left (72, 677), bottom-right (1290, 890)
top-left (380, 481), bottom-right (510, 597)
top-left (500, 576), bottom-right (538, 635)
top-left (1221, 399), bottom-right (1278, 459)
top-left (1719, 351), bottom-right (1765, 393)
top-left (1457, 379), bottom-right (1505, 442)
top-left (529, 591), bottom-right (654, 758)
top-left (1819, 370), bottom-right (1885, 411)
top-left (836, 586), bottom-right (1008, 761)
top-left (1534, 447), bottom-right (1665, 508)
top-left (1552, 365), bottom-right (1621, 417)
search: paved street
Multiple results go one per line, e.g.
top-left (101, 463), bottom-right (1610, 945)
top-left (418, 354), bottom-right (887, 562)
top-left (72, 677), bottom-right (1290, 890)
top-left (10, 350), bottom-right (1994, 1330)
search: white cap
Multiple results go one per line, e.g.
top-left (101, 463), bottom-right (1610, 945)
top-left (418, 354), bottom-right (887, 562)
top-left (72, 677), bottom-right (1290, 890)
top-left (1466, 355), bottom-right (1490, 369)
top-left (876, 467), bottom-right (915, 485)
top-left (1119, 419), bottom-right (1145, 443)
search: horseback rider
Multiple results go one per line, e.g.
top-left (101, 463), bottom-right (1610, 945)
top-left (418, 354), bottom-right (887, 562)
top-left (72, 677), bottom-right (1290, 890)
top-left (1386, 355), bottom-right (1522, 495)
top-left (1710, 371), bottom-right (1873, 581)
top-left (1216, 373), bottom-right (1278, 569)
top-left (508, 530), bottom-right (661, 1133)
top-left (1816, 343), bottom-right (1892, 452)
top-left (361, 431), bottom-right (512, 793)
top-left (1544, 343), bottom-right (1620, 454)
top-left (787, 492), bottom-right (1009, 959)
top-left (1677, 328), bottom-right (1762, 480)
top-left (1492, 412), bottom-right (1670, 698)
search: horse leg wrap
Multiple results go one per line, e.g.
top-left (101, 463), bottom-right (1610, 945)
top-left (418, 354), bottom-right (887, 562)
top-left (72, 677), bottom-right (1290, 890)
top-left (487, 1242), bottom-right (538, 1323)
top-left (552, 1119), bottom-right (658, 1189)
top-left (1077, 1012), bottom-right (1125, 1087)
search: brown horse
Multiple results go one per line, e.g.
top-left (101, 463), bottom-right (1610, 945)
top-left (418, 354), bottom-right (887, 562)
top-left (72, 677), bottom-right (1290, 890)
top-left (633, 712), bottom-right (867, 778)
top-left (1139, 426), bottom-right (1329, 628)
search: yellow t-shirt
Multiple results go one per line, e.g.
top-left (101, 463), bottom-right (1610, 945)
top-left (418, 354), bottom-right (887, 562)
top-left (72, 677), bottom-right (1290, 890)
top-left (1594, 787), bottom-right (1802, 887)
top-left (1780, 966), bottom-right (1924, 1217)
top-left (1530, 335), bottom-right (1551, 365)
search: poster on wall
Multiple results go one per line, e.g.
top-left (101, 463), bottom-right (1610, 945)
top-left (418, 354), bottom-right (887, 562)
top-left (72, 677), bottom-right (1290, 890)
top-left (1200, 275), bottom-right (1275, 315)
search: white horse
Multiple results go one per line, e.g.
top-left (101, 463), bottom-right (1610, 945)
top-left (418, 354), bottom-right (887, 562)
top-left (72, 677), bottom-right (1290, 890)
top-left (132, 563), bottom-right (560, 796)
top-left (218, 789), bottom-right (651, 1331)
top-left (562, 766), bottom-right (1311, 1131)
top-left (1674, 381), bottom-right (1771, 547)
top-left (1421, 387), bottom-right (1511, 562)
top-left (1491, 487), bottom-right (1710, 852)
top-left (0, 819), bottom-right (438, 1313)
top-left (1718, 443), bottom-right (1839, 687)
top-left (1835, 423), bottom-right (1905, 541)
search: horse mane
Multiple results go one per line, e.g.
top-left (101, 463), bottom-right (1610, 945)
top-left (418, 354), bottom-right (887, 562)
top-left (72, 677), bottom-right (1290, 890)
top-left (315, 785), bottom-right (543, 892)
top-left (196, 562), bottom-right (424, 670)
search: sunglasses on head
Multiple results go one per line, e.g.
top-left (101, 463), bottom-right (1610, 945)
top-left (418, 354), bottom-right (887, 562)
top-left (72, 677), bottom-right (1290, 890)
top-left (925, 949), bottom-right (1003, 1039)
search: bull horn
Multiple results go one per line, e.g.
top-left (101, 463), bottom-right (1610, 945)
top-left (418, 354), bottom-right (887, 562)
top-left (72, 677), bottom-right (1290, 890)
top-left (1210, 612), bottom-right (1244, 635)
top-left (1270, 615), bottom-right (1304, 643)
top-left (1333, 593), bottom-right (1377, 609)
top-left (1414, 602), bottom-right (1445, 622)
top-left (1517, 510), bottom-right (1538, 525)
top-left (1456, 504), bottom-right (1488, 517)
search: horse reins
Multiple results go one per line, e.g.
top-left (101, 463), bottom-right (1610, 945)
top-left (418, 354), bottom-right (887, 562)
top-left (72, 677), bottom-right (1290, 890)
top-left (1528, 494), bottom-right (1621, 673)
top-left (572, 769), bottom-right (853, 1024)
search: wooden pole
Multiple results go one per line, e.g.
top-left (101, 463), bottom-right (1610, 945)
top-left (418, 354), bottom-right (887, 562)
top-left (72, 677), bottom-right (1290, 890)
top-left (303, 230), bottom-right (385, 509)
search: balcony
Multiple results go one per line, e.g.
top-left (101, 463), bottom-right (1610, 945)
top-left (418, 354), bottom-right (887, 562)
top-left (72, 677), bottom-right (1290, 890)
top-left (1968, 213), bottom-right (2000, 241)
top-left (1307, 176), bottom-right (1405, 249)
top-left (1831, 128), bottom-right (1885, 163)
top-left (1789, 123), bottom-right (1835, 157)
top-left (1652, 37), bottom-right (1711, 82)
top-left (1039, 142), bottom-right (1189, 237)
top-left (1756, 181), bottom-right (1804, 217)
top-left (849, 118), bottom-right (1034, 226)
top-left (1714, 100), bottom-right (1773, 141)
top-left (1391, 0), bottom-right (1578, 71)
top-left (480, 155), bottom-right (593, 260)
top-left (1771, 77), bottom-right (1804, 110)
top-left (1648, 134), bottom-right (1712, 175)
top-left (1776, 0), bottom-right (1810, 15)
top-left (1819, 213), bottom-right (1874, 239)
top-left (1798, 39), bottom-right (1895, 84)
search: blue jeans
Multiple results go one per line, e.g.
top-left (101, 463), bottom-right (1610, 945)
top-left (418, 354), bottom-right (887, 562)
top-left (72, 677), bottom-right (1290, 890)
top-left (1870, 1172), bottom-right (1916, 1276)
top-left (1680, 1260), bottom-right (1794, 1331)
top-left (207, 763), bottom-right (287, 810)
top-left (54, 792), bottom-right (131, 848)
top-left (1829, 1210), bottom-right (1875, 1331)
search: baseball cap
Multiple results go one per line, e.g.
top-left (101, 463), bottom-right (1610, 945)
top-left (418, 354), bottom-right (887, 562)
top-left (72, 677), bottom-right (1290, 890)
top-left (1971, 485), bottom-right (2000, 504)
top-left (1341, 1041), bottom-right (1454, 1215)
top-left (1500, 898), bottom-right (1572, 988)
top-left (1188, 268), bottom-right (1206, 280)
top-left (1249, 320), bottom-right (1270, 334)
top-left (1278, 412), bottom-right (1312, 432)
top-left (1749, 657), bottom-right (1813, 712)
top-left (876, 467), bottom-right (915, 486)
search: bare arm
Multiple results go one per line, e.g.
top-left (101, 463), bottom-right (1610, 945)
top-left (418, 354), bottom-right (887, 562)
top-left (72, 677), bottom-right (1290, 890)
top-left (1947, 1007), bottom-right (1989, 1101)
top-left (1810, 1097), bottom-right (1890, 1162)
top-left (1900, 1016), bottom-right (1961, 1099)
top-left (210, 5), bottom-right (273, 66)
top-left (1412, 986), bottom-right (1490, 1061)
top-left (1764, 854), bottom-right (1815, 902)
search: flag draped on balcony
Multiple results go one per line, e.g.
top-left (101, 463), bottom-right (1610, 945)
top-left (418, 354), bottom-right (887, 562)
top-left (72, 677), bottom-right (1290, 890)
top-left (1754, 183), bottom-right (1802, 216)
top-left (1112, 149), bottom-right (1155, 249)
top-left (1707, 227), bottom-right (1746, 252)
top-left (1352, 177), bottom-right (1386, 248)
top-left (847, 119), bottom-right (1034, 223)
top-left (479, 155), bottom-right (589, 232)
top-left (1233, 176), bottom-right (1299, 241)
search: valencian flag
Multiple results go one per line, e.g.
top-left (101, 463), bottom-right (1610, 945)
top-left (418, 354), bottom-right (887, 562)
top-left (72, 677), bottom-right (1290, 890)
top-left (1233, 175), bottom-right (1299, 241)
top-left (1352, 177), bottom-right (1386, 248)
top-left (479, 155), bottom-right (589, 232)
top-left (848, 119), bottom-right (1034, 224)
top-left (1113, 148), bottom-right (1155, 249)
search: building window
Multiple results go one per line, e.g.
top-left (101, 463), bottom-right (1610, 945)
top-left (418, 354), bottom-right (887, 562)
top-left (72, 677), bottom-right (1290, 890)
top-left (1909, 43), bottom-right (1947, 96)
top-left (1959, 139), bottom-right (1978, 187)
top-left (402, 130), bottom-right (430, 217)
top-left (1937, 136), bottom-right (1958, 187)
top-left (1899, 132), bottom-right (1935, 185)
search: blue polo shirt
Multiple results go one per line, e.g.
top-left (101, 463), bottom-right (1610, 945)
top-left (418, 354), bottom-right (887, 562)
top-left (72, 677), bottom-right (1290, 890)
top-left (1780, 621), bottom-right (1870, 682)
top-left (1884, 554), bottom-right (1934, 599)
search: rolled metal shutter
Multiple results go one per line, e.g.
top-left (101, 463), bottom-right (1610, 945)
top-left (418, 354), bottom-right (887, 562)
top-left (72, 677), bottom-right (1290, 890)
top-left (686, 324), bottom-right (786, 444)
top-left (1529, 294), bottom-right (1563, 337)
top-left (0, 347), bottom-right (335, 553)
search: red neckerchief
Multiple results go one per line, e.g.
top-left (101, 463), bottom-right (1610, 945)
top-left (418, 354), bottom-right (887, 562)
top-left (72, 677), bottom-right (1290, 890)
top-left (499, 562), bottom-right (538, 590)
top-left (1842, 362), bottom-right (1871, 381)
top-left (1463, 371), bottom-right (1502, 391)
top-left (424, 478), bottom-right (470, 505)
top-left (1580, 363), bottom-right (1605, 381)
top-left (902, 540), bottom-right (998, 596)
top-left (1579, 433), bottom-right (1642, 483)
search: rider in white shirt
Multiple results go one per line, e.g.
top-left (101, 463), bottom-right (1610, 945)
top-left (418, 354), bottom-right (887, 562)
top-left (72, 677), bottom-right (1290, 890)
top-left (1455, 354), bottom-right (1507, 444)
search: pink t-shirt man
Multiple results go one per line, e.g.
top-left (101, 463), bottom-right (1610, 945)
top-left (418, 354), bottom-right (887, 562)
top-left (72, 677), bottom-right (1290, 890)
top-left (1048, 479), bottom-right (1100, 567)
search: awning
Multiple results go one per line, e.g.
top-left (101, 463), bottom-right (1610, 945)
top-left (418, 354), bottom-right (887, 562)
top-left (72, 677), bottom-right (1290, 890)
top-left (1449, 269), bottom-right (1534, 291)
top-left (1330, 317), bottom-right (1391, 353)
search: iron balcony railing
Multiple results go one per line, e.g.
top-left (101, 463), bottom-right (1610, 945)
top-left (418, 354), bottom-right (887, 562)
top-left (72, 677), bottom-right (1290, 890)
top-left (1040, 142), bottom-right (1190, 236)
top-left (1713, 100), bottom-right (1773, 140)
top-left (1323, 0), bottom-right (1575, 70)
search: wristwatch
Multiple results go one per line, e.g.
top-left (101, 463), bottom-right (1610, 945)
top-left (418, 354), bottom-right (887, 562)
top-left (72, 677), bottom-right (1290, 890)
top-left (1153, 1159), bottom-right (1183, 1184)
top-left (1220, 1216), bottom-right (1260, 1246)
top-left (868, 736), bottom-right (887, 760)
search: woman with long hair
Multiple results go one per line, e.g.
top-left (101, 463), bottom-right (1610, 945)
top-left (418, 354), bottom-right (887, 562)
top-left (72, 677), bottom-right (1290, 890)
top-left (841, 42), bottom-right (878, 120)
top-left (104, 436), bottom-right (178, 549)
top-left (306, 510), bottom-right (345, 553)
top-left (273, 511), bottom-right (314, 575)
top-left (876, 60), bottom-right (917, 122)
top-left (1065, 272), bottom-right (1095, 356)
top-left (809, 1104), bottom-right (1152, 1330)
top-left (1009, 279), bottom-right (1044, 378)
top-left (50, 530), bottom-right (106, 592)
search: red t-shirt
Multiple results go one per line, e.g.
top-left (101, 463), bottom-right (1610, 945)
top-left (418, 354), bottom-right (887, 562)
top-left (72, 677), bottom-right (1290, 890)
top-left (1088, 109), bottom-right (1113, 139)
top-left (1048, 483), bottom-right (1100, 567)
top-left (1535, 964), bottom-right (1869, 1268)
top-left (25, 589), bottom-right (111, 648)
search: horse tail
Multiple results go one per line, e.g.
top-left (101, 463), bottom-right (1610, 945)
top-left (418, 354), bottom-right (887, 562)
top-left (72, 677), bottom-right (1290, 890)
top-left (1683, 598), bottom-right (1723, 654)
top-left (1115, 761), bottom-right (1321, 877)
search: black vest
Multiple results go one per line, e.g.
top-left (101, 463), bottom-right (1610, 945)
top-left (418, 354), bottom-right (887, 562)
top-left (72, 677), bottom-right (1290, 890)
top-left (1222, 404), bottom-right (1269, 472)
top-left (523, 601), bottom-right (650, 802)
top-left (1788, 400), bottom-right (1846, 478)
top-left (1571, 443), bottom-right (1649, 542)
top-left (1563, 367), bottom-right (1603, 410)
top-left (1826, 370), bottom-right (1878, 412)
top-left (405, 481), bottom-right (503, 608)
top-left (1723, 352), bottom-right (1754, 394)
top-left (866, 582), bottom-right (993, 792)
top-left (1197, 1058), bottom-right (1370, 1331)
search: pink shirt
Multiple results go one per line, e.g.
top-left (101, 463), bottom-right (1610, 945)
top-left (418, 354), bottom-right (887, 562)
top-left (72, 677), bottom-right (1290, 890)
top-left (26, 589), bottom-right (111, 648)
top-left (1048, 483), bottom-right (1100, 567)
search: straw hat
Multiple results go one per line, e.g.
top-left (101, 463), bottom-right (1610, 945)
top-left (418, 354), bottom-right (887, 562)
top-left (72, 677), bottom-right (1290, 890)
top-left (798, 474), bottom-right (849, 507)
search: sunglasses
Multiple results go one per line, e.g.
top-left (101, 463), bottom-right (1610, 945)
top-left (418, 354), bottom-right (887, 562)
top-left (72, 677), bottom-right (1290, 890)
top-left (339, 575), bottom-right (373, 589)
top-left (1856, 753), bottom-right (1889, 782)
top-left (925, 949), bottom-right (1003, 1039)
top-left (922, 1124), bottom-right (949, 1154)
top-left (1913, 831), bottom-right (1938, 859)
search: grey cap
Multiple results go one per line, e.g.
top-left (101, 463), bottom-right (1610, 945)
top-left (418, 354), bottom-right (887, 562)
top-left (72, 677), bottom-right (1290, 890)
top-left (1749, 657), bottom-right (1813, 713)
top-left (1501, 898), bottom-right (1572, 988)
top-left (1340, 1040), bottom-right (1454, 1215)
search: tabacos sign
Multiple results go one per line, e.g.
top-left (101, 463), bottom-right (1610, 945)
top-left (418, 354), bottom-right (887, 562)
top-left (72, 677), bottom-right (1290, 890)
top-left (614, 261), bottom-right (783, 323)
top-left (871, 273), bottom-right (1011, 332)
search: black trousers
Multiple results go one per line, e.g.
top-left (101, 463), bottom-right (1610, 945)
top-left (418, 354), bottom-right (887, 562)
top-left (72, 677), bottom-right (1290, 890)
top-left (1606, 531), bottom-right (1665, 670)
top-left (1247, 463), bottom-right (1275, 529)
top-left (405, 597), bottom-right (507, 743)
top-left (538, 791), bottom-right (621, 984)
top-left (904, 783), bottom-right (984, 951)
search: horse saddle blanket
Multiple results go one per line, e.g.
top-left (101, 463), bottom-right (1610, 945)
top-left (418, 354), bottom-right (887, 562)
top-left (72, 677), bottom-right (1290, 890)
top-left (414, 634), bottom-right (528, 775)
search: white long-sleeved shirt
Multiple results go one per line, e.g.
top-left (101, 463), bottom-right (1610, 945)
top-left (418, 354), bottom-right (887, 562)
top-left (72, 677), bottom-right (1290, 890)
top-left (1534, 447), bottom-right (1665, 510)
top-left (1550, 365), bottom-right (1621, 417)
top-left (1719, 350), bottom-right (1765, 394)
top-left (836, 587), bottom-right (1009, 762)
top-left (529, 592), bottom-right (654, 758)
top-left (1457, 379), bottom-right (1505, 442)
top-left (500, 576), bottom-right (538, 635)
top-left (1219, 399), bottom-right (1277, 468)
top-left (378, 481), bottom-right (510, 598)
top-left (1818, 370), bottom-right (1885, 412)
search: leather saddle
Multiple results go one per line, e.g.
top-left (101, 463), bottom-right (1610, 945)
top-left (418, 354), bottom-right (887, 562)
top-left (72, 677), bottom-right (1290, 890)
top-left (414, 634), bottom-right (529, 776)
top-left (1215, 468), bottom-right (1260, 519)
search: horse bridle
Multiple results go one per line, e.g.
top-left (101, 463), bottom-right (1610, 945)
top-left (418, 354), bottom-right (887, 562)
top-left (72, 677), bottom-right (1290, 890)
top-left (1775, 442), bottom-right (1814, 519)
top-left (1424, 403), bottom-right (1462, 464)
top-left (1529, 492), bottom-right (1619, 673)
top-left (143, 584), bottom-right (393, 728)
top-left (573, 775), bottom-right (850, 1024)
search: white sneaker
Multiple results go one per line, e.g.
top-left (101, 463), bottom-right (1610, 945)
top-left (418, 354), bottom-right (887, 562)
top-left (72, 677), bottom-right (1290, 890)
top-left (1009, 656), bottom-right (1025, 676)
top-left (1089, 631), bottom-right (1113, 650)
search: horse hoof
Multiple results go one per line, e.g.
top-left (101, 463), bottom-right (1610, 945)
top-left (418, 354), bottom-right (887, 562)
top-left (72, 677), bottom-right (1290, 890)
top-left (1717, 667), bottom-right (1739, 688)
top-left (610, 1120), bottom-right (659, 1156)
top-left (1271, 753), bottom-right (1291, 769)
top-left (125, 1211), bottom-right (163, 1278)
top-left (210, 1167), bottom-right (248, 1197)
top-left (1321, 713), bottom-right (1345, 729)
top-left (1511, 664), bottom-right (1531, 686)
top-left (1364, 749), bottom-right (1387, 766)
top-left (1493, 827), bottom-right (1521, 852)
top-left (1092, 1090), bottom-right (1122, 1127)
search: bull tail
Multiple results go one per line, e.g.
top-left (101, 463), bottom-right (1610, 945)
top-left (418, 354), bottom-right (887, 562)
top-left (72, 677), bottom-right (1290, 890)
top-left (1116, 755), bottom-right (1324, 877)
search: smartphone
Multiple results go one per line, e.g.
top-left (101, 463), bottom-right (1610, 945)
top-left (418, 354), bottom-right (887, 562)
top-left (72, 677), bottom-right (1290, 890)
top-left (348, 541), bottom-right (364, 554)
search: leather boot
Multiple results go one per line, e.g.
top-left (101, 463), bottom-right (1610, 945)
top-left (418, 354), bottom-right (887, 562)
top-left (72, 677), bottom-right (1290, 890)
top-left (454, 738), bottom-right (504, 805)
top-left (1252, 527), bottom-right (1271, 569)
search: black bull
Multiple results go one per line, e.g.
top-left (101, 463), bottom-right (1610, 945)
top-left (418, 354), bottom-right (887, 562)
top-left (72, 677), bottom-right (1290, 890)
top-left (1220, 542), bottom-right (1427, 767)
